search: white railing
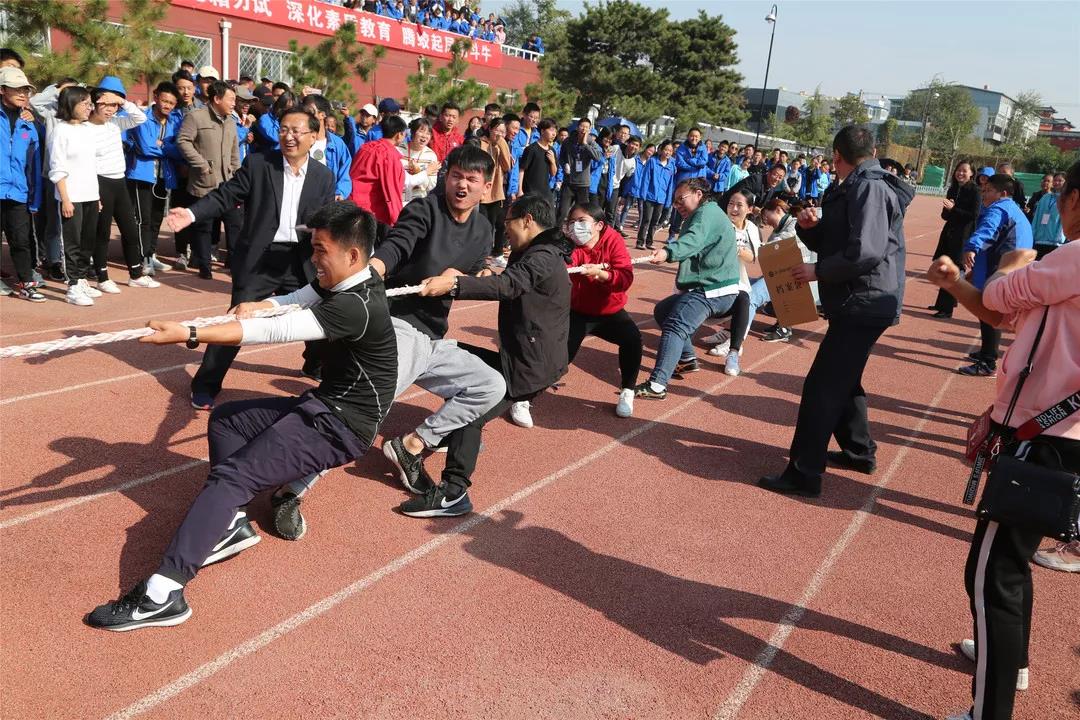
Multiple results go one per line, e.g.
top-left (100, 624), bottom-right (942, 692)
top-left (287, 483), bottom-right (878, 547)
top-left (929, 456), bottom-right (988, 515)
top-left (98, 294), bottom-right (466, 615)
top-left (501, 44), bottom-right (540, 62)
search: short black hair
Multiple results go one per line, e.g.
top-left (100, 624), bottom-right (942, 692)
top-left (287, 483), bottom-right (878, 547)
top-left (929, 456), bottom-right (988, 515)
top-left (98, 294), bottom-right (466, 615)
top-left (56, 86), bottom-right (91, 121)
top-left (180, 60), bottom-right (195, 69)
top-left (502, 112), bottom-right (520, 125)
top-left (154, 81), bottom-right (180, 99)
top-left (446, 143), bottom-right (495, 181)
top-left (506, 193), bottom-right (555, 229)
top-left (577, 117), bottom-right (592, 128)
top-left (272, 91), bottom-right (297, 117)
top-left (239, 75), bottom-right (253, 84)
top-left (272, 81), bottom-right (291, 93)
top-left (879, 158), bottom-right (904, 175)
top-left (380, 114), bottom-right (408, 138)
top-left (484, 102), bottom-right (501, 113)
top-left (538, 118), bottom-right (557, 132)
top-left (522, 102), bottom-right (540, 115)
top-left (171, 70), bottom-right (195, 86)
top-left (568, 201), bottom-right (605, 224)
top-left (280, 108), bottom-right (320, 134)
top-left (424, 103), bottom-right (439, 117)
top-left (439, 102), bottom-right (461, 114)
top-left (832, 125), bottom-right (875, 165)
top-left (0, 48), bottom-right (25, 68)
top-left (628, 135), bottom-right (642, 145)
top-left (409, 117), bottom-right (433, 136)
top-left (306, 201), bottom-right (376, 258)
top-left (207, 80), bottom-right (233, 101)
top-left (302, 93), bottom-right (333, 117)
top-left (1062, 160), bottom-right (1080, 197)
top-left (987, 174), bottom-right (1015, 194)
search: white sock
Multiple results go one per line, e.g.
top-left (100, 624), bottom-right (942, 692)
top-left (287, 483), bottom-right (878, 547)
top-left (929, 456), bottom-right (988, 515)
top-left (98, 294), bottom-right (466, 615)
top-left (649, 381), bottom-right (665, 393)
top-left (145, 573), bottom-right (183, 604)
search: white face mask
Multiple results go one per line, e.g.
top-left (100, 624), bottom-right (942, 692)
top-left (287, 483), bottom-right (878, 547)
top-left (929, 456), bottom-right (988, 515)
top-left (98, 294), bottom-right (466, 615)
top-left (568, 220), bottom-right (594, 246)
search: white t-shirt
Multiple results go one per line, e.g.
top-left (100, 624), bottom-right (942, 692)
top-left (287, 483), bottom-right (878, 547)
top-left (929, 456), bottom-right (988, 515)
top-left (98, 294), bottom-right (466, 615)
top-left (48, 123), bottom-right (100, 202)
top-left (733, 220), bottom-right (761, 293)
top-left (398, 144), bottom-right (439, 204)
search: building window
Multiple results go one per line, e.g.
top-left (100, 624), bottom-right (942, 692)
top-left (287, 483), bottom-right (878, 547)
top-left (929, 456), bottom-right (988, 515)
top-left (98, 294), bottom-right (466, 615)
top-left (238, 44), bottom-right (293, 85)
top-left (183, 35), bottom-right (214, 70)
top-left (0, 7), bottom-right (50, 50)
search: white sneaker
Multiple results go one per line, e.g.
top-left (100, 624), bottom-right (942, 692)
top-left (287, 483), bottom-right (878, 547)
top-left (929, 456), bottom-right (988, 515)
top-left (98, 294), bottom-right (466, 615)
top-left (65, 284), bottom-right (93, 306)
top-left (97, 279), bottom-right (121, 294)
top-left (708, 338), bottom-right (732, 357)
top-left (151, 255), bottom-right (169, 271)
top-left (958, 639), bottom-right (1029, 689)
top-left (724, 352), bottom-right (741, 376)
top-left (78, 278), bottom-right (102, 297)
top-left (510, 401), bottom-right (533, 428)
top-left (1033, 540), bottom-right (1080, 572)
top-left (615, 388), bottom-right (635, 418)
top-left (128, 275), bottom-right (161, 288)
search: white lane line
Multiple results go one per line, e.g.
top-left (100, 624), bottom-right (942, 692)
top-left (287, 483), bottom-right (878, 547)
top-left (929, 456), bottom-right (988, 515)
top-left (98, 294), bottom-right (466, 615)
top-left (0, 318), bottom-right (661, 529)
top-left (0, 304), bottom-right (226, 340)
top-left (0, 460), bottom-right (208, 531)
top-left (1, 302), bottom-right (494, 406)
top-left (103, 340), bottom-right (808, 720)
top-left (711, 347), bottom-right (965, 720)
top-left (0, 344), bottom-right (295, 406)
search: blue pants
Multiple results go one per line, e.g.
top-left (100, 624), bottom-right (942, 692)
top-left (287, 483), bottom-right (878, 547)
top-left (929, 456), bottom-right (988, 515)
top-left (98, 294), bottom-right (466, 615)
top-left (158, 394), bottom-right (367, 584)
top-left (650, 291), bottom-right (736, 388)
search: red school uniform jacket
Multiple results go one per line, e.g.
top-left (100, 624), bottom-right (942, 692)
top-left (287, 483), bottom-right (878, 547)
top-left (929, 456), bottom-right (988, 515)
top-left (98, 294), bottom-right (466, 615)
top-left (568, 225), bottom-right (634, 316)
top-left (429, 125), bottom-right (464, 163)
top-left (349, 139), bottom-right (404, 226)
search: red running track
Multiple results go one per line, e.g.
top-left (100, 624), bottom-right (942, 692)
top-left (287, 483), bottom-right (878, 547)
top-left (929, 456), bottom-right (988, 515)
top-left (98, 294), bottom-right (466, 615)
top-left (1, 196), bottom-right (1077, 720)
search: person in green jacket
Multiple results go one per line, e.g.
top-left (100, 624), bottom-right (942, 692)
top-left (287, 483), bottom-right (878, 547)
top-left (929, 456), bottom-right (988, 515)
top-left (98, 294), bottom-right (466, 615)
top-left (635, 177), bottom-right (741, 399)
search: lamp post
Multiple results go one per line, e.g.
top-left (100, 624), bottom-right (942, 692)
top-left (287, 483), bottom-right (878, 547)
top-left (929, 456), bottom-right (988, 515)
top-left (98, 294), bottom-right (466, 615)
top-left (753, 4), bottom-right (778, 149)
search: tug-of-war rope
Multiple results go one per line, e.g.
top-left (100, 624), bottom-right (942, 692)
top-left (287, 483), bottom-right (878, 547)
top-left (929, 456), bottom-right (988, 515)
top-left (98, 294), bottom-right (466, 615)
top-left (0, 257), bottom-right (655, 360)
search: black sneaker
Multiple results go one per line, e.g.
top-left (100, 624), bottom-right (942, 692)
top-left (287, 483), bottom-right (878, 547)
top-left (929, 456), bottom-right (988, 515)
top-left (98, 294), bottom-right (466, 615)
top-left (383, 436), bottom-right (435, 494)
top-left (673, 358), bottom-right (699, 378)
top-left (958, 361), bottom-right (996, 378)
top-left (271, 492), bottom-right (306, 541)
top-left (762, 325), bottom-right (792, 343)
top-left (757, 473), bottom-right (822, 498)
top-left (300, 362), bottom-right (322, 382)
top-left (826, 450), bottom-right (877, 475)
top-left (85, 581), bottom-right (192, 631)
top-left (399, 484), bottom-right (473, 518)
top-left (633, 382), bottom-right (666, 400)
top-left (201, 511), bottom-right (261, 566)
top-left (48, 262), bottom-right (66, 282)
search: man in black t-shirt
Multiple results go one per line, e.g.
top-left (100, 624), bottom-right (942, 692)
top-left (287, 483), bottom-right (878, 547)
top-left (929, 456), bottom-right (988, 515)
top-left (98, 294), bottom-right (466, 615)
top-left (517, 118), bottom-right (559, 199)
top-left (86, 202), bottom-right (397, 632)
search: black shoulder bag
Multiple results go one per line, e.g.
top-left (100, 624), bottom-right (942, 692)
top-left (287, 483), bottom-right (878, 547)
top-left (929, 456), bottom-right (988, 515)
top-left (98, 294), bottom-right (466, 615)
top-left (974, 308), bottom-right (1080, 541)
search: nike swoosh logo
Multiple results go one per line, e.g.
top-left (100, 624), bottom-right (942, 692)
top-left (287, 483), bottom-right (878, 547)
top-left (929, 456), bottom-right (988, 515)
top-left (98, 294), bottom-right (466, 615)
top-left (440, 493), bottom-right (465, 508)
top-left (131, 601), bottom-right (173, 621)
top-left (212, 525), bottom-right (243, 552)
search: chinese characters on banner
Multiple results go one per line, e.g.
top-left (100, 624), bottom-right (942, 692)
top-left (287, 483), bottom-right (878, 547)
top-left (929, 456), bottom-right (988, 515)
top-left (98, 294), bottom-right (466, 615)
top-left (173, 0), bottom-right (503, 68)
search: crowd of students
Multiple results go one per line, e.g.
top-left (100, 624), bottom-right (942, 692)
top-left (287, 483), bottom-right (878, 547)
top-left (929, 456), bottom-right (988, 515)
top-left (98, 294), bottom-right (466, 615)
top-left (331, 0), bottom-right (545, 50)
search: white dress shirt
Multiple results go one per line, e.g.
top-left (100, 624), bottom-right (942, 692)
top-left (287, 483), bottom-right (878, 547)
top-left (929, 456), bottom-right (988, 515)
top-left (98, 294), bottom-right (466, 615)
top-left (273, 158), bottom-right (309, 244)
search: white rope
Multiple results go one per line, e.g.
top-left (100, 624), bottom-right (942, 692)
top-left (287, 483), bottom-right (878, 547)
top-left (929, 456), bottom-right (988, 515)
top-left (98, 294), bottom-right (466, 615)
top-left (566, 255), bottom-right (654, 274)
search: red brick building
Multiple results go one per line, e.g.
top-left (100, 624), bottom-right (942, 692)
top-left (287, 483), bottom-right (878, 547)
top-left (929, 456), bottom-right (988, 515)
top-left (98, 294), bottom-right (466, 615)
top-left (48, 0), bottom-right (542, 108)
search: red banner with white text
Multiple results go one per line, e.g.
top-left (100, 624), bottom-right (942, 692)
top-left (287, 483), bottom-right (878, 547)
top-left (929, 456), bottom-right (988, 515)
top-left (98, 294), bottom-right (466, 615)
top-left (172, 0), bottom-right (503, 68)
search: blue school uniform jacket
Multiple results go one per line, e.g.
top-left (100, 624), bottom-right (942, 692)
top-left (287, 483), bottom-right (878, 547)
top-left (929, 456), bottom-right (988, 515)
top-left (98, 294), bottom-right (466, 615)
top-left (673, 143), bottom-right (709, 184)
top-left (1, 109), bottom-right (42, 211)
top-left (125, 106), bottom-right (184, 190)
top-left (549, 141), bottom-right (563, 190)
top-left (964, 197), bottom-right (1033, 289)
top-left (321, 131), bottom-right (353, 199)
top-left (639, 156), bottom-right (676, 207)
top-left (255, 112), bottom-right (281, 151)
top-left (622, 156), bottom-right (648, 199)
top-left (707, 154), bottom-right (731, 193)
top-left (589, 151), bottom-right (619, 200)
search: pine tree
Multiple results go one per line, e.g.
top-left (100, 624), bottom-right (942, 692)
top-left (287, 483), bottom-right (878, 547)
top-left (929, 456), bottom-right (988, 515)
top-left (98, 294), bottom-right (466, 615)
top-left (405, 39), bottom-right (490, 112)
top-left (523, 56), bottom-right (578, 124)
top-left (287, 23), bottom-right (384, 106)
top-left (832, 93), bottom-right (870, 128)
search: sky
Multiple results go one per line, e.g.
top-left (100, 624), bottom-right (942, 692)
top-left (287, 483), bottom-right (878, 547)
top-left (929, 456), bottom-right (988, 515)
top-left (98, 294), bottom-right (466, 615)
top-left (495, 0), bottom-right (1080, 119)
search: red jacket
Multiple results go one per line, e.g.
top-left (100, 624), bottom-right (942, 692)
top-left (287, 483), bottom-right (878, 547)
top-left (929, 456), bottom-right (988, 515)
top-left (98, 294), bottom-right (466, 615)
top-left (430, 124), bottom-right (464, 162)
top-left (568, 225), bottom-right (634, 316)
top-left (349, 139), bottom-right (404, 225)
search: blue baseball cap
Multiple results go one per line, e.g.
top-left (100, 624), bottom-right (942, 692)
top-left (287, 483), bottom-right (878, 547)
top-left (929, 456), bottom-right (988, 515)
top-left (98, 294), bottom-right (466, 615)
top-left (378, 97), bottom-right (401, 114)
top-left (96, 75), bottom-right (127, 98)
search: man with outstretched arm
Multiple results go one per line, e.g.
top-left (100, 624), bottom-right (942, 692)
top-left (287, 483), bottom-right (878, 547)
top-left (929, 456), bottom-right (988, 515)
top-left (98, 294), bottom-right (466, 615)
top-left (85, 202), bottom-right (397, 632)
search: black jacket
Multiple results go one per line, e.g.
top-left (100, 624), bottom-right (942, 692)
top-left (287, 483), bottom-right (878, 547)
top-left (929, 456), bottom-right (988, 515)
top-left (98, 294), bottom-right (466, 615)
top-left (935, 181), bottom-right (979, 256)
top-left (721, 172), bottom-right (782, 210)
top-left (456, 228), bottom-right (572, 398)
top-left (189, 151), bottom-right (336, 294)
top-left (796, 158), bottom-right (914, 326)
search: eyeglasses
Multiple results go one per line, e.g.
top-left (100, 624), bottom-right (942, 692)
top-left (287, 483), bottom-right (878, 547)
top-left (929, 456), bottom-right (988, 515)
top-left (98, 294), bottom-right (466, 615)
top-left (4, 86), bottom-right (32, 95)
top-left (279, 128), bottom-right (311, 138)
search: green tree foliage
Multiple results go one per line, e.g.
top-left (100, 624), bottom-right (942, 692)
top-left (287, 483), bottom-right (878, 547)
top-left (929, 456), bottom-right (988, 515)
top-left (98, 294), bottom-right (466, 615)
top-left (524, 56), bottom-right (579, 124)
top-left (785, 87), bottom-right (832, 148)
top-left (405, 38), bottom-right (491, 112)
top-left (287, 23), bottom-right (384, 106)
top-left (500, 0), bottom-right (570, 48)
top-left (922, 85), bottom-right (980, 171)
top-left (832, 93), bottom-right (869, 128)
top-left (4, 0), bottom-right (195, 92)
top-left (547, 1), bottom-right (744, 131)
top-left (877, 117), bottom-right (898, 147)
top-left (1016, 139), bottom-right (1077, 175)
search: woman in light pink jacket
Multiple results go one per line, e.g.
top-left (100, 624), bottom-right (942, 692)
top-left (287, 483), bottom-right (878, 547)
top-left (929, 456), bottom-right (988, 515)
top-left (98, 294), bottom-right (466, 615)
top-left (929, 159), bottom-right (1079, 720)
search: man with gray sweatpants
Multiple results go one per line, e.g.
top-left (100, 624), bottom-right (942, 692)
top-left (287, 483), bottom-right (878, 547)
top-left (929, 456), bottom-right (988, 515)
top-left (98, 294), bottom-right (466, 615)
top-left (270, 316), bottom-right (506, 537)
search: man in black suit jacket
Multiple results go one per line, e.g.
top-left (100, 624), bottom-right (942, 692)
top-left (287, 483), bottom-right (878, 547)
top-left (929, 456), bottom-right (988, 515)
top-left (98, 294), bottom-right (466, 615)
top-left (720, 162), bottom-right (786, 212)
top-left (166, 108), bottom-right (337, 409)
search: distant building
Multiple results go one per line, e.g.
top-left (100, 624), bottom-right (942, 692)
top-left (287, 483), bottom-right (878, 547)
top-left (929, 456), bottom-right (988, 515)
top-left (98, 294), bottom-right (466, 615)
top-left (961, 85), bottom-right (1038, 145)
top-left (743, 87), bottom-right (815, 134)
top-left (1036, 105), bottom-right (1080, 152)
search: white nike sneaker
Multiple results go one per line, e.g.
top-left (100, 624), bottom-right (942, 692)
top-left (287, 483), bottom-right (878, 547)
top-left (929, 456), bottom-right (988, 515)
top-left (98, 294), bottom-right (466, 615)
top-left (615, 388), bottom-right (635, 418)
top-left (97, 279), bottom-right (121, 294)
top-left (957, 639), bottom-right (1029, 689)
top-left (510, 400), bottom-right (533, 428)
top-left (128, 275), bottom-right (161, 288)
top-left (65, 283), bottom-right (94, 306)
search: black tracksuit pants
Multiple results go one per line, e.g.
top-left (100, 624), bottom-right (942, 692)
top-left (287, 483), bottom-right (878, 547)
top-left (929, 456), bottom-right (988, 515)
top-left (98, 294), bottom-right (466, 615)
top-left (127, 179), bottom-right (168, 259)
top-left (61, 200), bottom-right (99, 284)
top-left (94, 176), bottom-right (145, 280)
top-left (0, 199), bottom-right (35, 283)
top-left (567, 309), bottom-right (642, 389)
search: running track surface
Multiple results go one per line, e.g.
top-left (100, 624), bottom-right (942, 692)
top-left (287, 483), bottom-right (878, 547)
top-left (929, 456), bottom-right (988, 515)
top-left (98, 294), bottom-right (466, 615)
top-left (1, 196), bottom-right (1077, 720)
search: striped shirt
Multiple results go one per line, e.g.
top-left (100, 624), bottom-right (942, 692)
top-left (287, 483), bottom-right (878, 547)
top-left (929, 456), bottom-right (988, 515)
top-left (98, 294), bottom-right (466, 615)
top-left (92, 101), bottom-right (146, 179)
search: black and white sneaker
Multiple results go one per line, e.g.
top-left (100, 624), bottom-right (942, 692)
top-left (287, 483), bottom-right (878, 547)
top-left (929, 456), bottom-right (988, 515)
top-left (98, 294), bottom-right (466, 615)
top-left (383, 436), bottom-right (435, 494)
top-left (272, 492), bottom-right (306, 541)
top-left (201, 511), bottom-right (261, 566)
top-left (762, 325), bottom-right (793, 343)
top-left (673, 358), bottom-right (699, 377)
top-left (399, 485), bottom-right (473, 518)
top-left (85, 581), bottom-right (192, 631)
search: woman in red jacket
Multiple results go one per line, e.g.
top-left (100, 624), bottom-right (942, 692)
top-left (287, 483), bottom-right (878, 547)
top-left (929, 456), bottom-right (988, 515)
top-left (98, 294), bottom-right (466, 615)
top-left (565, 202), bottom-right (642, 417)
